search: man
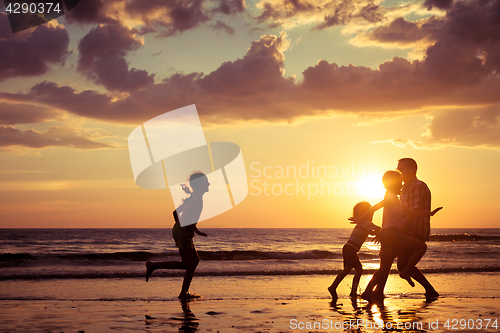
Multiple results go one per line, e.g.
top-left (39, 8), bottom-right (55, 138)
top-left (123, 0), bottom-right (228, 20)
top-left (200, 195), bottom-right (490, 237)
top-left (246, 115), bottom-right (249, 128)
top-left (373, 158), bottom-right (439, 299)
top-left (396, 158), bottom-right (439, 298)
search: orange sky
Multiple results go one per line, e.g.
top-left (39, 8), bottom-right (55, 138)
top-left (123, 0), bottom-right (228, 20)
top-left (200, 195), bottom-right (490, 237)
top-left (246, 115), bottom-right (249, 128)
top-left (0, 0), bottom-right (499, 228)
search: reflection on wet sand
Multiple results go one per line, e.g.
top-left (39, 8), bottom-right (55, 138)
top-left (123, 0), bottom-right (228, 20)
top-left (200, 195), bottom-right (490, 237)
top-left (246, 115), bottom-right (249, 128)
top-left (330, 297), bottom-right (438, 332)
top-left (145, 299), bottom-right (199, 332)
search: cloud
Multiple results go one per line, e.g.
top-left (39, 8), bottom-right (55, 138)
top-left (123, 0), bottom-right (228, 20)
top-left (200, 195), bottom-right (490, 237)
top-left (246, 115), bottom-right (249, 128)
top-left (64, 0), bottom-right (223, 37)
top-left (423, 0), bottom-right (454, 10)
top-left (255, 0), bottom-right (384, 29)
top-left (77, 24), bottom-right (155, 92)
top-left (352, 16), bottom-right (443, 48)
top-left (125, 0), bottom-right (211, 37)
top-left (0, 34), bottom-right (297, 123)
top-left (376, 138), bottom-right (438, 149)
top-left (63, 0), bottom-right (119, 24)
top-left (1, 8), bottom-right (500, 139)
top-left (0, 125), bottom-right (122, 150)
top-left (213, 0), bottom-right (246, 14)
top-left (0, 14), bottom-right (69, 81)
top-left (423, 106), bottom-right (500, 148)
top-left (0, 103), bottom-right (61, 125)
top-left (211, 20), bottom-right (236, 34)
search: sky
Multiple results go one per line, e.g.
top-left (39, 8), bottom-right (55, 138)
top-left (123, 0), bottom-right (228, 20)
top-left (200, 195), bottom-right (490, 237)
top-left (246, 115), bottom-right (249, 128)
top-left (0, 0), bottom-right (499, 228)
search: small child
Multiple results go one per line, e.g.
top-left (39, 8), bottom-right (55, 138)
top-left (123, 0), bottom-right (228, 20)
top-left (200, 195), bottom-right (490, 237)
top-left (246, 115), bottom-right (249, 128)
top-left (328, 201), bottom-right (381, 300)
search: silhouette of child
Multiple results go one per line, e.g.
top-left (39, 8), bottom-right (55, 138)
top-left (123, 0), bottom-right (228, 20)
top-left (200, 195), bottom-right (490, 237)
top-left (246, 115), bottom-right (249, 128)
top-left (145, 172), bottom-right (209, 299)
top-left (328, 201), bottom-right (381, 300)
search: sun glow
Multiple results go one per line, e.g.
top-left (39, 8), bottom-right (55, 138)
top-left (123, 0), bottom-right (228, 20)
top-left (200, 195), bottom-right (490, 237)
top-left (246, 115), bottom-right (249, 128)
top-left (356, 175), bottom-right (385, 198)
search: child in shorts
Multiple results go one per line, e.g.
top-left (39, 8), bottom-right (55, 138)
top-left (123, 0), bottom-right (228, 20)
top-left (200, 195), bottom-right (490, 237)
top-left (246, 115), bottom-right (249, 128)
top-left (328, 201), bottom-right (381, 300)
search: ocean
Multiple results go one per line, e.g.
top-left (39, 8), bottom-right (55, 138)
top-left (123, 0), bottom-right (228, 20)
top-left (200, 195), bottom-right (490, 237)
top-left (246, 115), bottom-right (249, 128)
top-left (1, 228), bottom-right (499, 280)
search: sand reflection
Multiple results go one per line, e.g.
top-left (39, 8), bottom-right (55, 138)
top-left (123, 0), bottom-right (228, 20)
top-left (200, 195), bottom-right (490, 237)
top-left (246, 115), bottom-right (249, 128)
top-left (330, 298), bottom-right (437, 332)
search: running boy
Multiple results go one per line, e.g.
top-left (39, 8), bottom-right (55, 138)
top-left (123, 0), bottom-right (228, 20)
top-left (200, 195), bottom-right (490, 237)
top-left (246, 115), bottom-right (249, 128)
top-left (328, 201), bottom-right (381, 300)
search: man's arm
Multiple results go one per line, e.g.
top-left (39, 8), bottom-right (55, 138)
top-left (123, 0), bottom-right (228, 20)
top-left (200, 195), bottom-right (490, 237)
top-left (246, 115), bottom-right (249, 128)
top-left (402, 205), bottom-right (443, 217)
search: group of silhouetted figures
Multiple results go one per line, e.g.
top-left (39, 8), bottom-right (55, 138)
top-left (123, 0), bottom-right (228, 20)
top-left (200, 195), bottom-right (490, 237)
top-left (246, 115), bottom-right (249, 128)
top-left (145, 158), bottom-right (442, 301)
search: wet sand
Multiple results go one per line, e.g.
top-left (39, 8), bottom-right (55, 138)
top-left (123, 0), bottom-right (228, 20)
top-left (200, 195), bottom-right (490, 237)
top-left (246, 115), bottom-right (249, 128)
top-left (0, 273), bottom-right (499, 332)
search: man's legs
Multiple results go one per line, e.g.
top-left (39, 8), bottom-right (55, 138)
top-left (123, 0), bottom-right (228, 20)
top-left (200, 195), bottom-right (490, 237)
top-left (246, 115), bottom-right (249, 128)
top-left (397, 246), bottom-right (439, 297)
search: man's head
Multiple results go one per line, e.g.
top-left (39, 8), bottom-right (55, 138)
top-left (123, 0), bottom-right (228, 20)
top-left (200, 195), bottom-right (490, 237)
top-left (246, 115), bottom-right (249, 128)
top-left (397, 158), bottom-right (417, 183)
top-left (382, 170), bottom-right (403, 195)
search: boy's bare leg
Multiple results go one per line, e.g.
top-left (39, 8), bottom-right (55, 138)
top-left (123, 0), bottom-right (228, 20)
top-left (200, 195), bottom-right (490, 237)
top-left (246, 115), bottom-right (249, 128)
top-left (350, 267), bottom-right (363, 297)
top-left (328, 267), bottom-right (352, 300)
top-left (372, 270), bottom-right (389, 300)
top-left (362, 248), bottom-right (393, 301)
top-left (145, 260), bottom-right (188, 282)
top-left (179, 246), bottom-right (200, 298)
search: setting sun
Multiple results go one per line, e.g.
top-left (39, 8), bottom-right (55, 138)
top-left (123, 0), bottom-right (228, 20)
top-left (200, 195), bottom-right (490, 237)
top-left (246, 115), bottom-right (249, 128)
top-left (356, 175), bottom-right (386, 199)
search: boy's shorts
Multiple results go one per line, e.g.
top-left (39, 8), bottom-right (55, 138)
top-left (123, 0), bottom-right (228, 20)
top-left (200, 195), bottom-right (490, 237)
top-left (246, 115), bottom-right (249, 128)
top-left (342, 244), bottom-right (362, 269)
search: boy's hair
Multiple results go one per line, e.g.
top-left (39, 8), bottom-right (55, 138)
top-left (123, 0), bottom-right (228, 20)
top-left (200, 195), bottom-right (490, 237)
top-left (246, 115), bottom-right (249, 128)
top-left (382, 170), bottom-right (402, 189)
top-left (352, 201), bottom-right (372, 218)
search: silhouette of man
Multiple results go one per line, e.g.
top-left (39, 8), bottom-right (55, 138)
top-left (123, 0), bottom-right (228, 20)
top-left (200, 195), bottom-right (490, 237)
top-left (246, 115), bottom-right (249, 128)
top-left (396, 158), bottom-right (439, 298)
top-left (373, 158), bottom-right (439, 299)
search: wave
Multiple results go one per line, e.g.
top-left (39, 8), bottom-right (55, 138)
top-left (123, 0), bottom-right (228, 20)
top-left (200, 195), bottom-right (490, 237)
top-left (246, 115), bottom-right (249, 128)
top-left (429, 234), bottom-right (500, 242)
top-left (0, 250), bottom-right (379, 263)
top-left (1, 266), bottom-right (499, 280)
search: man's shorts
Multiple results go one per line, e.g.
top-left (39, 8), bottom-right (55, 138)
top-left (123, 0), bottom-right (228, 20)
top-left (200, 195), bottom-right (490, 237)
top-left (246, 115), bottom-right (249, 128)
top-left (342, 244), bottom-right (362, 269)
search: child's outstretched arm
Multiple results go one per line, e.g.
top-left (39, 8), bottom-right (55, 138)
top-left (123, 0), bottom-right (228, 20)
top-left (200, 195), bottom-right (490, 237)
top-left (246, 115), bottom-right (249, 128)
top-left (186, 223), bottom-right (208, 237)
top-left (194, 225), bottom-right (208, 237)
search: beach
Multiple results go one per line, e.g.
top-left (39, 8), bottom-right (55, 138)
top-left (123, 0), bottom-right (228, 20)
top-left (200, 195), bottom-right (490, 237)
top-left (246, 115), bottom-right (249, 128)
top-left (1, 228), bottom-right (499, 331)
top-left (1, 273), bottom-right (499, 332)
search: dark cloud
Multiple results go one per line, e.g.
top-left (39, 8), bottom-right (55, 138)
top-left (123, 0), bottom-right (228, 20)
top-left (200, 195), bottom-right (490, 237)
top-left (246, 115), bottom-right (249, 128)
top-left (255, 0), bottom-right (383, 29)
top-left (63, 0), bottom-right (119, 24)
top-left (423, 0), bottom-right (454, 10)
top-left (257, 0), bottom-right (317, 24)
top-left (1, 3), bottom-right (500, 143)
top-left (123, 0), bottom-right (210, 37)
top-left (198, 33), bottom-right (294, 96)
top-left (0, 125), bottom-right (120, 150)
top-left (0, 14), bottom-right (69, 81)
top-left (77, 24), bottom-right (155, 92)
top-left (315, 1), bottom-right (383, 29)
top-left (64, 0), bottom-right (219, 37)
top-left (214, 0), bottom-right (246, 14)
top-left (0, 103), bottom-right (61, 125)
top-left (211, 20), bottom-right (236, 34)
top-left (361, 16), bottom-right (442, 45)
